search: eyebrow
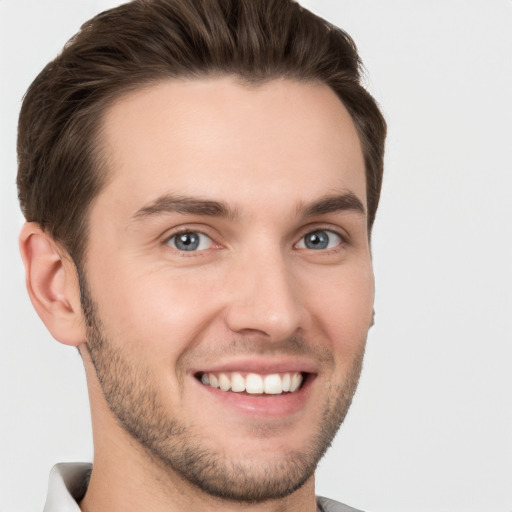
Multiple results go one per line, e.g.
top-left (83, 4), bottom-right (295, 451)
top-left (132, 194), bottom-right (239, 221)
top-left (299, 192), bottom-right (366, 218)
top-left (131, 191), bottom-right (365, 222)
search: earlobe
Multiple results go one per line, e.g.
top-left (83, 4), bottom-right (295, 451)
top-left (19, 222), bottom-right (86, 347)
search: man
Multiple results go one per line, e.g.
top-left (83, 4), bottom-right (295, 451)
top-left (17, 0), bottom-right (386, 510)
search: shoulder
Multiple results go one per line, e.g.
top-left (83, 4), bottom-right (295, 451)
top-left (317, 495), bottom-right (365, 512)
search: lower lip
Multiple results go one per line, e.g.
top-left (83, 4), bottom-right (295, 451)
top-left (195, 375), bottom-right (315, 418)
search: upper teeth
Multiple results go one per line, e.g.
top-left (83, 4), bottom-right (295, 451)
top-left (200, 372), bottom-right (303, 394)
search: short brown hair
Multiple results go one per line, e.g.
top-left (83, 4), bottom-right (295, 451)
top-left (17, 0), bottom-right (386, 265)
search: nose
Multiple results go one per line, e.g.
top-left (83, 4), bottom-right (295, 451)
top-left (223, 247), bottom-right (309, 341)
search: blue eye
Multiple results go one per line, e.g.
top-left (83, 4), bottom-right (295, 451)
top-left (297, 230), bottom-right (342, 250)
top-left (167, 231), bottom-right (213, 251)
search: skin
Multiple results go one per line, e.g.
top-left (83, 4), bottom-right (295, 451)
top-left (20, 77), bottom-right (374, 512)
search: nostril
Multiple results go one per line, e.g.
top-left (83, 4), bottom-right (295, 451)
top-left (223, 279), bottom-right (306, 340)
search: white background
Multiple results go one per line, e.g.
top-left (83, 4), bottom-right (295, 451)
top-left (1, 1), bottom-right (511, 511)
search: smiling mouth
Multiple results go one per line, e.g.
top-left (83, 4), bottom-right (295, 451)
top-left (195, 371), bottom-right (307, 395)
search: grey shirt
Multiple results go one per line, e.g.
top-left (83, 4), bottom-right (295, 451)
top-left (43, 463), bottom-right (363, 512)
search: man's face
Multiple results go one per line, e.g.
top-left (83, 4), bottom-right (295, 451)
top-left (81, 77), bottom-right (374, 501)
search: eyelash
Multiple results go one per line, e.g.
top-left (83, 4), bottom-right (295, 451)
top-left (163, 229), bottom-right (216, 253)
top-left (162, 226), bottom-right (348, 254)
top-left (295, 228), bottom-right (345, 252)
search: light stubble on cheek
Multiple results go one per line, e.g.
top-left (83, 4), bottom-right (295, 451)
top-left (78, 261), bottom-right (368, 502)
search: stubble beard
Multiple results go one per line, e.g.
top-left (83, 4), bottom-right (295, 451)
top-left (78, 270), bottom-right (366, 503)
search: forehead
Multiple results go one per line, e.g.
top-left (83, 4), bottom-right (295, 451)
top-left (96, 76), bottom-right (366, 219)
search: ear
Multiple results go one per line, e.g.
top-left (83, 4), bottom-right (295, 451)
top-left (19, 222), bottom-right (86, 347)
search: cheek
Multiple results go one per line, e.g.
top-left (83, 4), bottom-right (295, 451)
top-left (305, 263), bottom-right (374, 354)
top-left (90, 265), bottom-right (221, 359)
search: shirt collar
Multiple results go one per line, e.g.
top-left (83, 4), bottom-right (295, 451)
top-left (43, 462), bottom-right (92, 512)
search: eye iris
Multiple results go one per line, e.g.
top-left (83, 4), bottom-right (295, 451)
top-left (305, 230), bottom-right (329, 249)
top-left (175, 232), bottom-right (200, 251)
